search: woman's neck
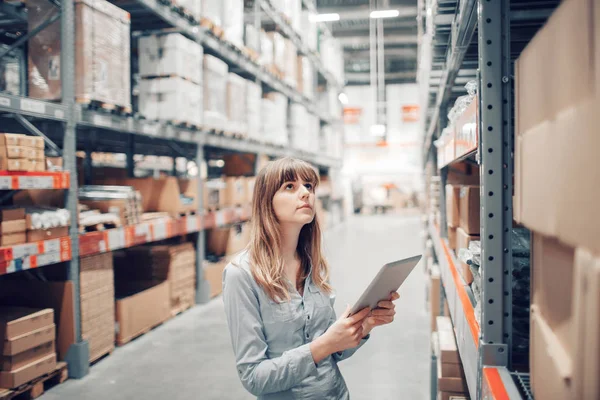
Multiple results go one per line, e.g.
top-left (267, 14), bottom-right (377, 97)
top-left (280, 223), bottom-right (302, 280)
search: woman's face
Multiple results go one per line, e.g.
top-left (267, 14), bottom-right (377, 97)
top-left (272, 179), bottom-right (316, 226)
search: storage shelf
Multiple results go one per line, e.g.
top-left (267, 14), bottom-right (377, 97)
top-left (79, 205), bottom-right (252, 257)
top-left (0, 172), bottom-right (70, 190)
top-left (482, 367), bottom-right (524, 400)
top-left (0, 93), bottom-right (68, 122)
top-left (428, 220), bottom-right (479, 399)
top-left (0, 237), bottom-right (72, 275)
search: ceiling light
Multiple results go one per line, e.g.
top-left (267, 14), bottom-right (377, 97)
top-left (370, 124), bottom-right (386, 136)
top-left (311, 13), bottom-right (340, 22)
top-left (370, 9), bottom-right (400, 19)
top-left (338, 93), bottom-right (349, 105)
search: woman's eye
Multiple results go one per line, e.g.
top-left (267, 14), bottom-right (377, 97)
top-left (285, 183), bottom-right (294, 190)
top-left (304, 183), bottom-right (313, 191)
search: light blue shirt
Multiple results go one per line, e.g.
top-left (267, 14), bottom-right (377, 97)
top-left (222, 251), bottom-right (369, 399)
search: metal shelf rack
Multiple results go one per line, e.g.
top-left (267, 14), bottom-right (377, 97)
top-left (0, 0), bottom-right (344, 379)
top-left (420, 0), bottom-right (560, 398)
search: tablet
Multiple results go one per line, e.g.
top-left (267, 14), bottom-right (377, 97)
top-left (349, 255), bottom-right (422, 316)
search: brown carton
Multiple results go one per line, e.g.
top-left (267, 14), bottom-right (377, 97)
top-left (204, 260), bottom-right (227, 298)
top-left (223, 177), bottom-right (247, 207)
top-left (429, 265), bottom-right (441, 332)
top-left (456, 228), bottom-right (478, 284)
top-left (0, 341), bottom-right (55, 371)
top-left (18, 136), bottom-right (44, 149)
top-left (3, 324), bottom-right (56, 356)
top-left (0, 207), bottom-right (25, 222)
top-left (0, 233), bottom-right (26, 247)
top-left (206, 227), bottom-right (230, 257)
top-left (0, 220), bottom-right (26, 235)
top-left (445, 185), bottom-right (461, 228)
top-left (0, 134), bottom-right (22, 147)
top-left (27, 226), bottom-right (69, 243)
top-left (0, 158), bottom-right (31, 172)
top-left (0, 353), bottom-right (56, 389)
top-left (458, 186), bottom-right (479, 235)
top-left (0, 308), bottom-right (54, 341)
top-left (447, 227), bottom-right (457, 251)
top-left (115, 280), bottom-right (170, 346)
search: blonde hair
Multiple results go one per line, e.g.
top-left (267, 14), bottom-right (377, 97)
top-left (248, 157), bottom-right (332, 302)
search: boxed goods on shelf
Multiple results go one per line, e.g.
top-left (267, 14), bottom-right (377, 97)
top-left (246, 81), bottom-right (262, 142)
top-left (204, 178), bottom-right (225, 209)
top-left (223, 177), bottom-right (247, 207)
top-left (259, 31), bottom-right (274, 68)
top-left (139, 77), bottom-right (203, 127)
top-left (114, 280), bottom-right (170, 346)
top-left (458, 186), bottom-right (479, 235)
top-left (222, 0), bottom-right (243, 48)
top-left (429, 264), bottom-right (441, 332)
top-left (204, 259), bottom-right (227, 298)
top-left (530, 233), bottom-right (600, 399)
top-left (445, 185), bottom-right (460, 228)
top-left (283, 39), bottom-right (297, 88)
top-left (297, 56), bottom-right (314, 99)
top-left (226, 73), bottom-right (247, 136)
top-left (0, 307), bottom-right (57, 389)
top-left (0, 46), bottom-right (22, 96)
top-left (202, 0), bottom-right (223, 27)
top-left (456, 228), bottom-right (478, 285)
top-left (28, 0), bottom-right (131, 109)
top-left (319, 36), bottom-right (344, 84)
top-left (435, 317), bottom-right (468, 399)
top-left (0, 133), bottom-right (45, 172)
top-left (79, 185), bottom-right (142, 226)
top-left (289, 104), bottom-right (309, 151)
top-left (244, 24), bottom-right (260, 54)
top-left (138, 33), bottom-right (203, 85)
top-left (261, 93), bottom-right (288, 146)
top-left (0, 207), bottom-right (26, 247)
top-left (317, 88), bottom-right (340, 120)
top-left (206, 223), bottom-right (250, 257)
top-left (203, 55), bottom-right (228, 132)
top-left (447, 227), bottom-right (457, 250)
top-left (267, 32), bottom-right (285, 74)
top-left (299, 10), bottom-right (318, 52)
top-left (79, 252), bottom-right (114, 362)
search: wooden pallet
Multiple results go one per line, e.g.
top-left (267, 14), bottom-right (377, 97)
top-left (117, 319), bottom-right (167, 347)
top-left (77, 99), bottom-right (132, 115)
top-left (0, 362), bottom-right (68, 400)
top-left (170, 302), bottom-right (193, 317)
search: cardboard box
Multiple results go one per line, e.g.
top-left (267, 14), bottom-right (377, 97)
top-left (0, 220), bottom-right (26, 235)
top-left (115, 280), bottom-right (170, 345)
top-left (0, 146), bottom-right (40, 160)
top-left (2, 324), bottom-right (55, 356)
top-left (27, 226), bottom-right (69, 243)
top-left (456, 227), bottom-right (478, 284)
top-left (0, 134), bottom-right (21, 147)
top-left (0, 353), bottom-right (56, 389)
top-left (203, 179), bottom-right (225, 209)
top-left (226, 223), bottom-right (248, 256)
top-left (0, 207), bottom-right (25, 222)
top-left (46, 157), bottom-right (63, 171)
top-left (223, 177), bottom-right (247, 207)
top-left (0, 158), bottom-right (31, 171)
top-left (430, 265), bottom-right (441, 332)
top-left (0, 308), bottom-right (54, 341)
top-left (138, 77), bottom-right (203, 127)
top-left (437, 359), bottom-right (468, 393)
top-left (458, 186), bottom-right (479, 235)
top-left (18, 136), bottom-right (44, 149)
top-left (0, 233), bottom-right (26, 247)
top-left (446, 185), bottom-right (461, 228)
top-left (436, 317), bottom-right (460, 364)
top-left (30, 159), bottom-right (46, 172)
top-left (439, 392), bottom-right (467, 400)
top-left (204, 260), bottom-right (226, 298)
top-left (206, 227), bottom-right (230, 257)
top-left (0, 341), bottom-right (54, 371)
top-left (447, 227), bottom-right (457, 250)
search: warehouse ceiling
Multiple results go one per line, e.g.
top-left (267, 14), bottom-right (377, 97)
top-left (316, 0), bottom-right (418, 85)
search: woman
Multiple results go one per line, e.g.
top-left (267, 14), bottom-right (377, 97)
top-left (223, 157), bottom-right (400, 399)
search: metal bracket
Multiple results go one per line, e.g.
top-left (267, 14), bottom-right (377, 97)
top-left (480, 343), bottom-right (509, 367)
top-left (13, 114), bottom-right (63, 156)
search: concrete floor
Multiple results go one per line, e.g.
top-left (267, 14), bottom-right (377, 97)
top-left (41, 214), bottom-right (430, 400)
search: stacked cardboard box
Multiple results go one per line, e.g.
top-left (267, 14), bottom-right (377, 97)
top-left (0, 307), bottom-right (57, 389)
top-left (121, 243), bottom-right (196, 316)
top-left (28, 0), bottom-right (131, 109)
top-left (0, 134), bottom-right (45, 172)
top-left (246, 81), bottom-right (262, 142)
top-left (203, 55), bottom-right (228, 131)
top-left (429, 263), bottom-right (441, 332)
top-left (289, 104), bottom-right (308, 151)
top-left (223, 177), bottom-right (247, 208)
top-left (138, 33), bottom-right (203, 127)
top-left (435, 317), bottom-right (468, 400)
top-left (0, 207), bottom-right (26, 247)
top-left (226, 73), bottom-right (248, 136)
top-left (317, 88), bottom-right (341, 121)
top-left (80, 252), bottom-right (115, 362)
top-left (513, 0), bottom-right (600, 396)
top-left (206, 223), bottom-right (250, 258)
top-left (203, 178), bottom-right (225, 210)
top-left (79, 185), bottom-right (142, 226)
top-left (24, 207), bottom-right (70, 243)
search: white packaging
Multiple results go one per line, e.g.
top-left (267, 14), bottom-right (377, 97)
top-left (320, 35), bottom-right (344, 85)
top-left (268, 32), bottom-right (285, 72)
top-left (289, 103), bottom-right (307, 151)
top-left (246, 81), bottom-right (262, 141)
top-left (260, 31), bottom-right (273, 67)
top-left (284, 39), bottom-right (297, 88)
top-left (223, 0), bottom-right (243, 47)
top-left (139, 77), bottom-right (202, 126)
top-left (0, 47), bottom-right (21, 95)
top-left (202, 0), bottom-right (222, 26)
top-left (138, 33), bottom-right (203, 84)
top-left (297, 56), bottom-right (314, 98)
top-left (286, 0), bottom-right (301, 33)
top-left (317, 88), bottom-right (341, 119)
top-left (245, 24), bottom-right (260, 53)
top-left (226, 73), bottom-right (247, 136)
top-left (203, 55), bottom-right (228, 131)
top-left (262, 93), bottom-right (288, 146)
top-left (300, 10), bottom-right (318, 52)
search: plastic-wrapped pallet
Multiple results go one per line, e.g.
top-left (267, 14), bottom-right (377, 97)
top-left (0, 46), bottom-right (22, 95)
top-left (138, 77), bottom-right (202, 126)
top-left (244, 24), bottom-right (260, 54)
top-left (289, 103), bottom-right (308, 151)
top-left (246, 81), bottom-right (262, 142)
top-left (203, 55), bottom-right (228, 131)
top-left (261, 93), bottom-right (288, 146)
top-left (267, 32), bottom-right (285, 73)
top-left (300, 10), bottom-right (318, 52)
top-left (283, 39), bottom-right (297, 88)
top-left (138, 33), bottom-right (203, 85)
top-left (286, 0), bottom-right (301, 33)
top-left (226, 73), bottom-right (247, 136)
top-left (223, 0), bottom-right (243, 48)
top-left (260, 30), bottom-right (274, 68)
top-left (28, 0), bottom-right (131, 109)
top-left (202, 0), bottom-right (222, 27)
top-left (297, 56), bottom-right (314, 99)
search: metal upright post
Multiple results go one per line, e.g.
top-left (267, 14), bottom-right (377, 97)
top-left (61, 0), bottom-right (89, 378)
top-left (477, 0), bottom-right (512, 396)
top-left (195, 142), bottom-right (210, 304)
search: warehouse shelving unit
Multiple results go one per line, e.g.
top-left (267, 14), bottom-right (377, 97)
top-left (420, 0), bottom-right (559, 398)
top-left (0, 0), bottom-right (343, 380)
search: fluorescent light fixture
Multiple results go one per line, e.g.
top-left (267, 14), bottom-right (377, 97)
top-left (311, 13), bottom-right (340, 22)
top-left (338, 92), bottom-right (349, 105)
top-left (370, 9), bottom-right (400, 19)
top-left (370, 124), bottom-right (386, 136)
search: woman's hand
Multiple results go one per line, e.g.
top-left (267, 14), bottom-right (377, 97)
top-left (362, 291), bottom-right (400, 337)
top-left (311, 306), bottom-right (370, 363)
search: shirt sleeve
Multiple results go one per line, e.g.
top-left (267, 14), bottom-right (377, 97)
top-left (326, 293), bottom-right (370, 363)
top-left (222, 264), bottom-right (318, 397)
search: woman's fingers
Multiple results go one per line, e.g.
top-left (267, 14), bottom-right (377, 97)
top-left (377, 300), bottom-right (395, 309)
top-left (390, 291), bottom-right (400, 301)
top-left (371, 308), bottom-right (395, 316)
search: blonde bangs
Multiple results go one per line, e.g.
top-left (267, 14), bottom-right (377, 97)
top-left (247, 157), bottom-right (331, 302)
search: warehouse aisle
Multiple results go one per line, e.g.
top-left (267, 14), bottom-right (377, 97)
top-left (41, 214), bottom-right (429, 400)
